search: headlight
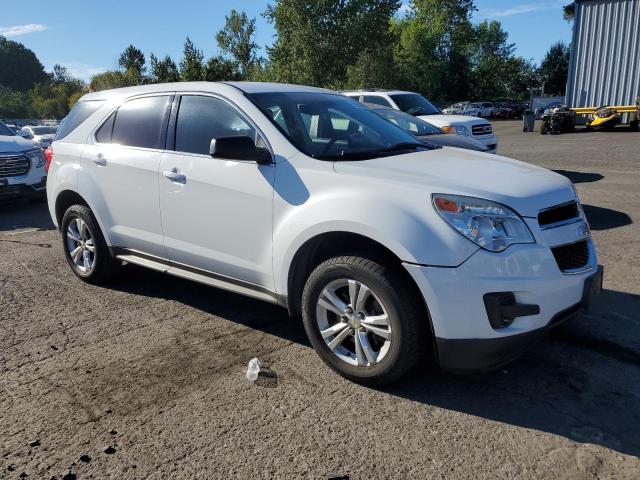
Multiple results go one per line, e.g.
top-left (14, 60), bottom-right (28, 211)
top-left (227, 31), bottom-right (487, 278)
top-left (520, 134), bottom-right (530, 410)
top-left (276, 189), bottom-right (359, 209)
top-left (454, 125), bottom-right (469, 136)
top-left (432, 194), bottom-right (534, 252)
top-left (440, 125), bottom-right (469, 136)
top-left (25, 149), bottom-right (45, 168)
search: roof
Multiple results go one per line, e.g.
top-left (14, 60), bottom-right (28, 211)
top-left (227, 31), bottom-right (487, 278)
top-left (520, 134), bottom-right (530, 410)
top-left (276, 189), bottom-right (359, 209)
top-left (342, 89), bottom-right (414, 95)
top-left (80, 81), bottom-right (334, 102)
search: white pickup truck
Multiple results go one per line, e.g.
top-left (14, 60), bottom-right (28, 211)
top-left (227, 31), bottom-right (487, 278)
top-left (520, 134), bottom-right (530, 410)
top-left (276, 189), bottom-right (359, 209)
top-left (343, 89), bottom-right (498, 153)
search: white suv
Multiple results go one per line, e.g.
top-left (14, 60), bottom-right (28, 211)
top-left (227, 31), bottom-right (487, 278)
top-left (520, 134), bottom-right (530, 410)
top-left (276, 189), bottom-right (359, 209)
top-left (0, 120), bottom-right (47, 201)
top-left (343, 89), bottom-right (498, 153)
top-left (47, 82), bottom-right (602, 385)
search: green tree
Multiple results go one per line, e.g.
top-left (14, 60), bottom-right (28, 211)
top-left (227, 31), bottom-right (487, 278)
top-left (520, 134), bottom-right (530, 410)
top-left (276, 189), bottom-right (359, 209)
top-left (215, 10), bottom-right (259, 78)
top-left (118, 44), bottom-right (146, 81)
top-left (0, 35), bottom-right (48, 91)
top-left (264, 0), bottom-right (400, 88)
top-left (563, 2), bottom-right (575, 21)
top-left (89, 70), bottom-right (137, 91)
top-left (180, 37), bottom-right (204, 81)
top-left (538, 41), bottom-right (570, 96)
top-left (404, 0), bottom-right (477, 100)
top-left (0, 85), bottom-right (32, 117)
top-left (203, 56), bottom-right (241, 81)
top-left (149, 54), bottom-right (180, 83)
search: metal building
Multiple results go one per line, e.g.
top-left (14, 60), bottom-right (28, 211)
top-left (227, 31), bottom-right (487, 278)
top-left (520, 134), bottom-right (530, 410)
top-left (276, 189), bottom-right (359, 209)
top-left (566, 0), bottom-right (640, 113)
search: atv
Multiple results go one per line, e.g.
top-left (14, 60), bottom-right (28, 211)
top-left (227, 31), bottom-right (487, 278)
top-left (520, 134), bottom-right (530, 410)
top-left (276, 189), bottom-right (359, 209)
top-left (540, 106), bottom-right (576, 135)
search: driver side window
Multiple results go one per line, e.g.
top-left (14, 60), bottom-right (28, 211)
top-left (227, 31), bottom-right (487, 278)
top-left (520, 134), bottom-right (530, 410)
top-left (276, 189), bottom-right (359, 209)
top-left (175, 95), bottom-right (256, 155)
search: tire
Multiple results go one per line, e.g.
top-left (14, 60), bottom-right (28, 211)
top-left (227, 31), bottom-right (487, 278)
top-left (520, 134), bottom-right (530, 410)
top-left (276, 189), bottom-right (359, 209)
top-left (61, 204), bottom-right (117, 284)
top-left (301, 255), bottom-right (427, 385)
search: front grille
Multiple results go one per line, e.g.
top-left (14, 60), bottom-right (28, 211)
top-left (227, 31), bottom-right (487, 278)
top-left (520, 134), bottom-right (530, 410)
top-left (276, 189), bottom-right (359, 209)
top-left (551, 240), bottom-right (590, 272)
top-left (0, 154), bottom-right (31, 178)
top-left (472, 124), bottom-right (493, 136)
top-left (538, 201), bottom-right (579, 227)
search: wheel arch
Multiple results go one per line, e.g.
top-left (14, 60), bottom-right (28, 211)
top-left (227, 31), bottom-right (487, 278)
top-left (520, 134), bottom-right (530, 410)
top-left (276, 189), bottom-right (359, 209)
top-left (284, 230), bottom-right (438, 366)
top-left (54, 189), bottom-right (113, 248)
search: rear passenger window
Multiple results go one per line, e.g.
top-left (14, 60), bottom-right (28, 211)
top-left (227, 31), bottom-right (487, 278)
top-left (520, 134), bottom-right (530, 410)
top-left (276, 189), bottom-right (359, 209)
top-left (363, 95), bottom-right (392, 107)
top-left (56, 100), bottom-right (105, 140)
top-left (110, 96), bottom-right (170, 149)
top-left (95, 112), bottom-right (115, 143)
top-left (175, 95), bottom-right (255, 155)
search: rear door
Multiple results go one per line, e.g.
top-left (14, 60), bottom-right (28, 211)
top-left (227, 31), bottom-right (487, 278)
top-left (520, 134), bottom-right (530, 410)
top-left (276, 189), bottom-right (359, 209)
top-left (80, 94), bottom-right (172, 257)
top-left (158, 93), bottom-right (275, 288)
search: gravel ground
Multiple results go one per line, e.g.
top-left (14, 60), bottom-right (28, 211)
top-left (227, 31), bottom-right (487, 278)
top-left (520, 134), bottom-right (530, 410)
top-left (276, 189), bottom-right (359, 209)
top-left (1, 121), bottom-right (639, 479)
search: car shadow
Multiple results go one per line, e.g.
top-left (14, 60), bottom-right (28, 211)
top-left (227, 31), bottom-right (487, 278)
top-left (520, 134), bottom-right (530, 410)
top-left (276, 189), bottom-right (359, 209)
top-left (554, 170), bottom-right (604, 184)
top-left (582, 204), bottom-right (633, 231)
top-left (0, 199), bottom-right (55, 232)
top-left (107, 266), bottom-right (640, 457)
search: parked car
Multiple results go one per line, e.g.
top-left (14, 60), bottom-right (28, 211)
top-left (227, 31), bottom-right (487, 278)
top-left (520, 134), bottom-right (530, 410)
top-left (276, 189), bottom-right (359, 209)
top-left (365, 104), bottom-right (490, 153)
top-left (343, 89), bottom-right (498, 153)
top-left (47, 82), bottom-right (602, 385)
top-left (464, 102), bottom-right (495, 118)
top-left (0, 120), bottom-right (47, 200)
top-left (17, 125), bottom-right (58, 149)
top-left (442, 102), bottom-right (469, 115)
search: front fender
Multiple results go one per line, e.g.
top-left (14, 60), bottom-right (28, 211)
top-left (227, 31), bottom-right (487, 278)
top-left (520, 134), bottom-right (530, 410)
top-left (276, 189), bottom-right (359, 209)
top-left (272, 183), bottom-right (478, 295)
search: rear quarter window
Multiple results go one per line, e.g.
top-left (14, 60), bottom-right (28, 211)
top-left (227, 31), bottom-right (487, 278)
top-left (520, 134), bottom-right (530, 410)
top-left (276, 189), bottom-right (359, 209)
top-left (55, 100), bottom-right (105, 140)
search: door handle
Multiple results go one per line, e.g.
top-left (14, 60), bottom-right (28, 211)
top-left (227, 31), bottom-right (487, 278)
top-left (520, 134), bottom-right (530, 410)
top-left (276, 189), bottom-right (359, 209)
top-left (91, 153), bottom-right (106, 166)
top-left (162, 167), bottom-right (186, 183)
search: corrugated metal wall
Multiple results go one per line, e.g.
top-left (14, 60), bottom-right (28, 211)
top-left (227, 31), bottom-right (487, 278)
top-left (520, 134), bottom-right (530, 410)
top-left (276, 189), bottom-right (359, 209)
top-left (566, 0), bottom-right (640, 109)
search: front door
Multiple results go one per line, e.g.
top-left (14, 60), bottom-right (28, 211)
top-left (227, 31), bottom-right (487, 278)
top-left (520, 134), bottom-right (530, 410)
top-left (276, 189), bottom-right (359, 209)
top-left (158, 94), bottom-right (275, 289)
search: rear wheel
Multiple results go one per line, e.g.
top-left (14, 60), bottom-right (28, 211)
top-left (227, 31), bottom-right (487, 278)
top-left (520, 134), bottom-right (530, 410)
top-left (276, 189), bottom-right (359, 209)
top-left (61, 205), bottom-right (117, 284)
top-left (301, 255), bottom-right (426, 385)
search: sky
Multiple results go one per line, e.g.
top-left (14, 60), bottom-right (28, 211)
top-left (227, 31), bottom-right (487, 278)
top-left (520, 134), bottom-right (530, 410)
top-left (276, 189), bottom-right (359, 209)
top-left (1, 0), bottom-right (574, 82)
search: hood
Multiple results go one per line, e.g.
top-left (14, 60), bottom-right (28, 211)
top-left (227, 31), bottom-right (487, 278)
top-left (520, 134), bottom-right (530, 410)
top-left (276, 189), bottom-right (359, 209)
top-left (333, 148), bottom-right (574, 217)
top-left (418, 134), bottom-right (488, 152)
top-left (417, 114), bottom-right (489, 128)
top-left (34, 133), bottom-right (55, 141)
top-left (0, 134), bottom-right (36, 153)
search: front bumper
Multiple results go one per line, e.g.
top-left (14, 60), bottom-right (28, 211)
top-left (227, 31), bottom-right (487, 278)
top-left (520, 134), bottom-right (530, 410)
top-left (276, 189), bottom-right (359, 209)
top-left (0, 159), bottom-right (47, 201)
top-left (404, 240), bottom-right (601, 373)
top-left (471, 133), bottom-right (498, 153)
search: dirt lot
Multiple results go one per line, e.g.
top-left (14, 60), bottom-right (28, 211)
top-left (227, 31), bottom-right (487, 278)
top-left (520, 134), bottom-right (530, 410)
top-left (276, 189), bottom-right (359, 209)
top-left (1, 121), bottom-right (639, 479)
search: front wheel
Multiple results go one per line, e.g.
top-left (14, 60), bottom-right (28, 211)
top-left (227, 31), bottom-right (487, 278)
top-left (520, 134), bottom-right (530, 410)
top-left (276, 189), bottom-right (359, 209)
top-left (301, 256), bottom-right (427, 385)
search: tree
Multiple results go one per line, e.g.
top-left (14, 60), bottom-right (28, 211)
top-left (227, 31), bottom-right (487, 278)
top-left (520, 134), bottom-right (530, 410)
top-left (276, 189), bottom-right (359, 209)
top-left (149, 54), bottom-right (180, 83)
top-left (403, 0), bottom-right (477, 100)
top-left (0, 85), bottom-right (32, 117)
top-left (180, 37), bottom-right (204, 81)
top-left (563, 2), bottom-right (575, 21)
top-left (264, 0), bottom-right (400, 88)
top-left (538, 41), bottom-right (570, 96)
top-left (215, 10), bottom-right (259, 78)
top-left (203, 56), bottom-right (241, 81)
top-left (118, 44), bottom-right (146, 82)
top-left (0, 35), bottom-right (48, 91)
top-left (89, 70), bottom-right (137, 91)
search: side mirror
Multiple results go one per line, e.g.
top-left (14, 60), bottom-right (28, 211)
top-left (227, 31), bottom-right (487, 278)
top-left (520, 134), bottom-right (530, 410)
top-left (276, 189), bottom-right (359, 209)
top-left (18, 131), bottom-right (32, 139)
top-left (209, 136), bottom-right (272, 165)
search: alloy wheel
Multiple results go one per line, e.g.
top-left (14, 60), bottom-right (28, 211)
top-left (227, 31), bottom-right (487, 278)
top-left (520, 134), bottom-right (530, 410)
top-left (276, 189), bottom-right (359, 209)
top-left (315, 278), bottom-right (392, 367)
top-left (66, 217), bottom-right (95, 273)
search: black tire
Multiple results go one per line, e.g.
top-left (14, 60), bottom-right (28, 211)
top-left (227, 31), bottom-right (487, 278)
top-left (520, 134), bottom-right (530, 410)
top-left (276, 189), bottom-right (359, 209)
top-left (301, 255), bottom-right (427, 385)
top-left (61, 204), bottom-right (117, 284)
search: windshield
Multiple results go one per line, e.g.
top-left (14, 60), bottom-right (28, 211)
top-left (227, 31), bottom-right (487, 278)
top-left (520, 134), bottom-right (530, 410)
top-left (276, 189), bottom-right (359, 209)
top-left (0, 122), bottom-right (16, 136)
top-left (389, 94), bottom-right (440, 116)
top-left (247, 92), bottom-right (429, 160)
top-left (375, 109), bottom-right (441, 136)
top-left (469, 103), bottom-right (482, 108)
top-left (30, 126), bottom-right (57, 135)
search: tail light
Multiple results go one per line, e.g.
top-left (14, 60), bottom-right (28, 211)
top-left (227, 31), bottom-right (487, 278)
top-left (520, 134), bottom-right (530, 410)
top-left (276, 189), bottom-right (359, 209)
top-left (44, 146), bottom-right (53, 173)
